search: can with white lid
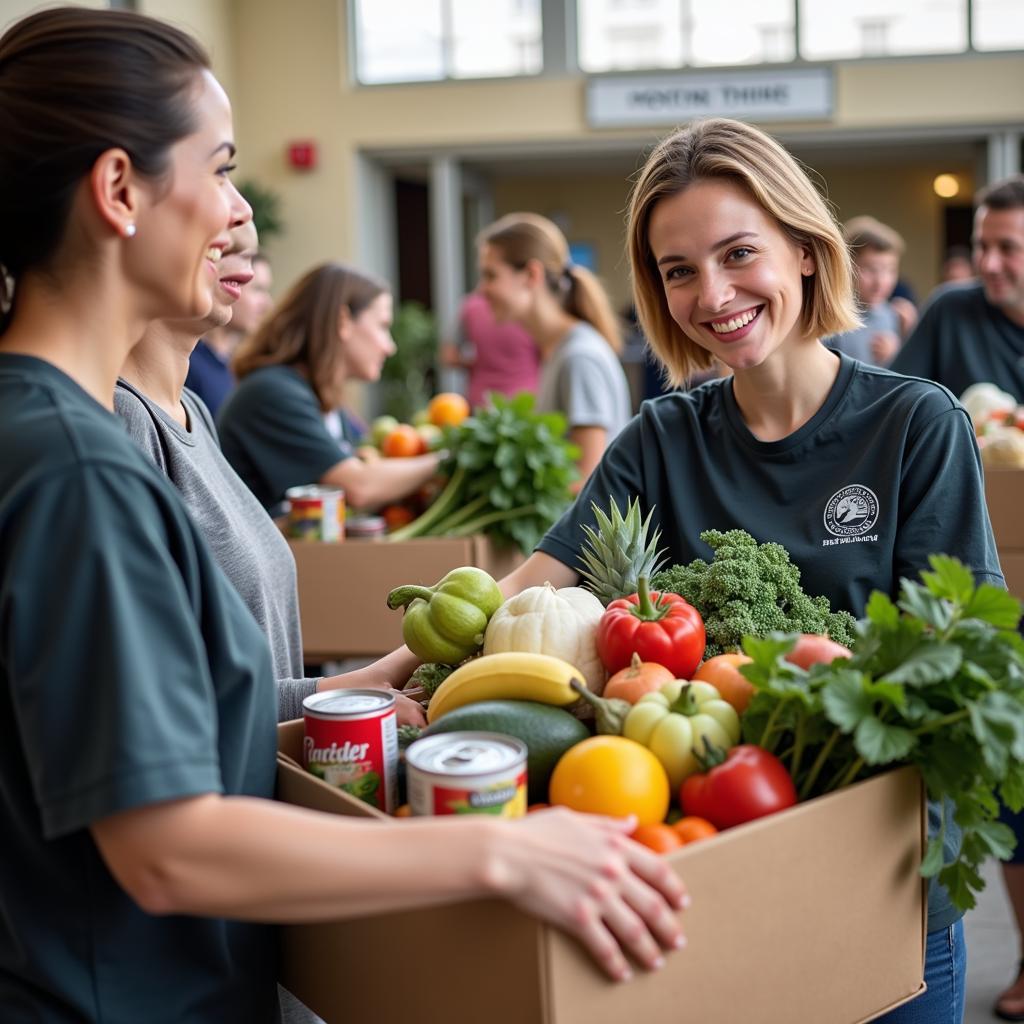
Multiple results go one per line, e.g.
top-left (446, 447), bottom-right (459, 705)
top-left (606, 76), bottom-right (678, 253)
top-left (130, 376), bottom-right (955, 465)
top-left (405, 732), bottom-right (528, 818)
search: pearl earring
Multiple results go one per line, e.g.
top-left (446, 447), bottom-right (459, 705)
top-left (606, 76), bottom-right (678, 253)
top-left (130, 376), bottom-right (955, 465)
top-left (124, 223), bottom-right (136, 238)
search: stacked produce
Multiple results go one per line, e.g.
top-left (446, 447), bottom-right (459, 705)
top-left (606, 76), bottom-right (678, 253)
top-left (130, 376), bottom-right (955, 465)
top-left (387, 393), bottom-right (579, 554)
top-left (384, 496), bottom-right (1024, 910)
top-left (960, 382), bottom-right (1024, 468)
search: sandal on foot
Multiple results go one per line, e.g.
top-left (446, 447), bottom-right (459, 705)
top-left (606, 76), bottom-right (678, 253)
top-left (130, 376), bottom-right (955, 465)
top-left (994, 959), bottom-right (1024, 1022)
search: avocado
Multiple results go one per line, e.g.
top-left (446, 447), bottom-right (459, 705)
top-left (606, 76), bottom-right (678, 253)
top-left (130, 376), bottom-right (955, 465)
top-left (421, 700), bottom-right (590, 802)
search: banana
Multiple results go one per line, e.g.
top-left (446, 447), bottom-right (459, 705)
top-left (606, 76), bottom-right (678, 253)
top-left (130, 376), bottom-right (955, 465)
top-left (426, 652), bottom-right (585, 723)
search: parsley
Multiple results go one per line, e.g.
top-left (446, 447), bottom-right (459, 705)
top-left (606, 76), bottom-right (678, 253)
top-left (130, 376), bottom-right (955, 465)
top-left (740, 555), bottom-right (1024, 912)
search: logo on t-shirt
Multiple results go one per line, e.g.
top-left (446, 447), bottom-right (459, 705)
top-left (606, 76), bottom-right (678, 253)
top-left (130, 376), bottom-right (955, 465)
top-left (823, 485), bottom-right (879, 537)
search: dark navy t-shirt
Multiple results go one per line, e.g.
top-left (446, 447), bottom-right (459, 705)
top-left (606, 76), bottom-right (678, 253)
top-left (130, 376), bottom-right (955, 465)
top-left (185, 338), bottom-right (236, 419)
top-left (540, 352), bottom-right (1003, 620)
top-left (0, 355), bottom-right (278, 1023)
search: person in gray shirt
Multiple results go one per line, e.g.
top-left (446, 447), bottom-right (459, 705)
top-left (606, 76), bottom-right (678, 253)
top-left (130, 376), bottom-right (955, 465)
top-left (477, 212), bottom-right (632, 486)
top-left (115, 222), bottom-right (425, 728)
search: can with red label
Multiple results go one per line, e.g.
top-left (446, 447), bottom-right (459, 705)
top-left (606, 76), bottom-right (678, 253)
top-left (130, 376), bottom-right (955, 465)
top-left (286, 485), bottom-right (345, 542)
top-left (302, 690), bottom-right (398, 813)
top-left (405, 732), bottom-right (528, 818)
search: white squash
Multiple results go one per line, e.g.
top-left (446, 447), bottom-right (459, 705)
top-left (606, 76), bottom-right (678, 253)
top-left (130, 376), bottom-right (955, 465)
top-left (483, 582), bottom-right (606, 694)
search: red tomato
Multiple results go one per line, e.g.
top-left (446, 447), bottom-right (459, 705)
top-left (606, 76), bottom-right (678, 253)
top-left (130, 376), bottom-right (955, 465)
top-left (680, 744), bottom-right (797, 829)
top-left (785, 634), bottom-right (852, 671)
top-left (596, 577), bottom-right (705, 679)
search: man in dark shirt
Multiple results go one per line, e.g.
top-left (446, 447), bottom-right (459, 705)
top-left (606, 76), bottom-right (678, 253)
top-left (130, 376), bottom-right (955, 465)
top-left (892, 175), bottom-right (1024, 403)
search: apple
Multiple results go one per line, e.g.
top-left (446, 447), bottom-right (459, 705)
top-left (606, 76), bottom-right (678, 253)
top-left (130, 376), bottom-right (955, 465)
top-left (416, 423), bottom-right (444, 451)
top-left (784, 634), bottom-right (853, 670)
top-left (370, 415), bottom-right (399, 448)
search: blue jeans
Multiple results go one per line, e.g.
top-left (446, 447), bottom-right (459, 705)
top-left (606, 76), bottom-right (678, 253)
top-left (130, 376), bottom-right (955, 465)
top-left (874, 920), bottom-right (966, 1024)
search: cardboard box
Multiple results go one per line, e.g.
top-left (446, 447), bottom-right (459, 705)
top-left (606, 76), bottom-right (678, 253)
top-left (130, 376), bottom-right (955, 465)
top-left (289, 535), bottom-right (523, 660)
top-left (276, 720), bottom-right (926, 1024)
top-left (986, 468), bottom-right (1024, 551)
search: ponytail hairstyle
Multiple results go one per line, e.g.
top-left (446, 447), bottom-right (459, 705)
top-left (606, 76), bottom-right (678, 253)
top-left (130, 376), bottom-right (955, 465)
top-left (627, 118), bottom-right (859, 386)
top-left (0, 6), bottom-right (210, 333)
top-left (478, 212), bottom-right (623, 354)
top-left (233, 262), bottom-right (389, 411)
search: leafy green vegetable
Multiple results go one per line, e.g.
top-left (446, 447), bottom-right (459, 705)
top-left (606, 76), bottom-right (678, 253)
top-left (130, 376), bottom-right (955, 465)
top-left (739, 555), bottom-right (1024, 912)
top-left (388, 393), bottom-right (580, 554)
top-left (651, 529), bottom-right (857, 658)
top-left (407, 662), bottom-right (457, 698)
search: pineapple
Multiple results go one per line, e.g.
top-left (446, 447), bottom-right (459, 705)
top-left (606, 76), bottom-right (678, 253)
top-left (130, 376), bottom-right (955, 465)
top-left (576, 496), bottom-right (667, 605)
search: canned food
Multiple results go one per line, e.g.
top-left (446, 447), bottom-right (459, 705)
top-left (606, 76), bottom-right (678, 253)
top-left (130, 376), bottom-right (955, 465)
top-left (302, 690), bottom-right (398, 813)
top-left (344, 515), bottom-right (387, 540)
top-left (405, 732), bottom-right (527, 818)
top-left (286, 485), bottom-right (345, 542)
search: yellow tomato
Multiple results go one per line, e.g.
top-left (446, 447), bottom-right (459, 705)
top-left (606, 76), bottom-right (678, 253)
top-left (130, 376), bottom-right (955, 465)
top-left (548, 736), bottom-right (670, 826)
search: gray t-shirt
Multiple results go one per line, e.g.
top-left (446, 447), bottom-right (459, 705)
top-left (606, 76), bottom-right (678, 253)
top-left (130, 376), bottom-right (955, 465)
top-left (536, 321), bottom-right (632, 442)
top-left (115, 379), bottom-right (317, 722)
top-left (827, 301), bottom-right (902, 366)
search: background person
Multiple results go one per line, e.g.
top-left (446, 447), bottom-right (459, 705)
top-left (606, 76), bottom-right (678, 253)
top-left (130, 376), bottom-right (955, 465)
top-left (218, 262), bottom-right (443, 514)
top-left (0, 10), bottom-right (689, 1021)
top-left (827, 215), bottom-right (907, 366)
top-left (892, 175), bottom-right (1024, 402)
top-left (941, 244), bottom-right (975, 285)
top-left (439, 290), bottom-right (540, 408)
top-left (477, 211), bottom-right (632, 486)
top-left (185, 238), bottom-right (273, 418)
top-left (116, 224), bottom-right (425, 726)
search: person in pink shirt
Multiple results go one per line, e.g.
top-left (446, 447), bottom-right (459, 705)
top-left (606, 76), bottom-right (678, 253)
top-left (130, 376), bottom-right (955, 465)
top-left (441, 291), bottom-right (539, 408)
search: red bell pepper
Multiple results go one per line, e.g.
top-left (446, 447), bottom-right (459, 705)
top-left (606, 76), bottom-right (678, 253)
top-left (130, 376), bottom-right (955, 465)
top-left (680, 743), bottom-right (797, 829)
top-left (596, 576), bottom-right (705, 679)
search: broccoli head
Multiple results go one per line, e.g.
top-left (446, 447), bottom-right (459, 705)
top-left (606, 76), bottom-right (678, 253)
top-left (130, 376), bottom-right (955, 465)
top-left (651, 529), bottom-right (857, 658)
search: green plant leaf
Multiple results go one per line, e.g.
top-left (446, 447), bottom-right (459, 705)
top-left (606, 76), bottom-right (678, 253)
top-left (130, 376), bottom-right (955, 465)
top-left (897, 581), bottom-right (953, 632)
top-left (821, 670), bottom-right (874, 732)
top-left (879, 641), bottom-right (962, 686)
top-left (922, 555), bottom-right (976, 606)
top-left (864, 590), bottom-right (900, 629)
top-left (920, 833), bottom-right (947, 878)
top-left (964, 585), bottom-right (1024, 630)
top-left (853, 715), bottom-right (916, 764)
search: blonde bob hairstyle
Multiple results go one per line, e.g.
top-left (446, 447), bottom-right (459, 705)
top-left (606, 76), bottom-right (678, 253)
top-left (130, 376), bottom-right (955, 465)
top-left (233, 261), bottom-right (388, 411)
top-left (478, 212), bottom-right (623, 354)
top-left (627, 118), bottom-right (859, 386)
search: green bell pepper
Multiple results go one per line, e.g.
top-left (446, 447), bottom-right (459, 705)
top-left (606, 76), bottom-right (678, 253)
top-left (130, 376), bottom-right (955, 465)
top-left (387, 566), bottom-right (504, 664)
top-left (623, 680), bottom-right (741, 790)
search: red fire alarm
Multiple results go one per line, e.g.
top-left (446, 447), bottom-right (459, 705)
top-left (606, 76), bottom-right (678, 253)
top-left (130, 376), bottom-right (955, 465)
top-left (287, 140), bottom-right (317, 170)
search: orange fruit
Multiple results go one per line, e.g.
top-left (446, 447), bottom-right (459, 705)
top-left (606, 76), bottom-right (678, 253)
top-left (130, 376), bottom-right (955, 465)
top-left (631, 822), bottom-right (683, 854)
top-left (393, 804), bottom-right (412, 818)
top-left (693, 653), bottom-right (755, 714)
top-left (548, 736), bottom-right (670, 826)
top-left (671, 816), bottom-right (718, 845)
top-left (381, 504), bottom-right (416, 530)
top-left (428, 392), bottom-right (470, 428)
top-left (382, 424), bottom-right (426, 458)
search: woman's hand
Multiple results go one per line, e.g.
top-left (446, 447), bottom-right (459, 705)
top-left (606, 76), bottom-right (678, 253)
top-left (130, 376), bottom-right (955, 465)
top-left (486, 807), bottom-right (688, 981)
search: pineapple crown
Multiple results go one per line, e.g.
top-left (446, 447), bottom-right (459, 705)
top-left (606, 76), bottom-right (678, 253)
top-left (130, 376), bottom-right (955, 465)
top-left (576, 495), bottom-right (667, 606)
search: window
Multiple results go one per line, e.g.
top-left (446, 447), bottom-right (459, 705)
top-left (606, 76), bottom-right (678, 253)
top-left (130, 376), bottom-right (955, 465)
top-left (973, 0), bottom-right (1024, 51)
top-left (800, 0), bottom-right (966, 60)
top-left (578, 0), bottom-right (794, 72)
top-left (353, 0), bottom-right (541, 84)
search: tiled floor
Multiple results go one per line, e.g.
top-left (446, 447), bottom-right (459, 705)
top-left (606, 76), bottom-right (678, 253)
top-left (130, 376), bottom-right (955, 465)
top-left (966, 859), bottom-right (1019, 1022)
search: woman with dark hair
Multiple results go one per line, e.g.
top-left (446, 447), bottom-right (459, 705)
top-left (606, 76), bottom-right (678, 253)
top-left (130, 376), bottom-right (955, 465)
top-left (0, 9), bottom-right (687, 1020)
top-left (218, 262), bottom-right (442, 513)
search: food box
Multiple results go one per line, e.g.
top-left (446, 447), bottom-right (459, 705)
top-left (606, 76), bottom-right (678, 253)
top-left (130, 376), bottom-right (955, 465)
top-left (986, 469), bottom-right (1024, 599)
top-left (288, 535), bottom-right (523, 660)
top-left (276, 720), bottom-right (926, 1024)
top-left (986, 468), bottom-right (1024, 552)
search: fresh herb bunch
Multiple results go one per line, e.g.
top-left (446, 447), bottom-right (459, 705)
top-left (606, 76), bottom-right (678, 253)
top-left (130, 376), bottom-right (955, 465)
top-left (388, 393), bottom-right (580, 554)
top-left (651, 529), bottom-right (857, 658)
top-left (739, 555), bottom-right (1024, 912)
